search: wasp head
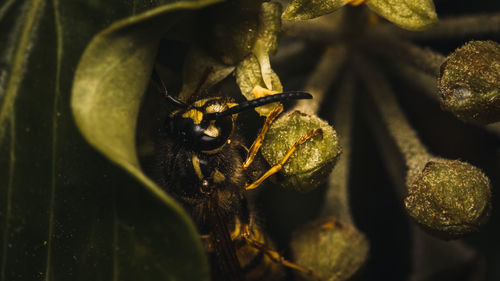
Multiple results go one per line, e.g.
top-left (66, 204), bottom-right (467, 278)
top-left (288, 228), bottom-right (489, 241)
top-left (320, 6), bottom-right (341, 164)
top-left (167, 97), bottom-right (237, 153)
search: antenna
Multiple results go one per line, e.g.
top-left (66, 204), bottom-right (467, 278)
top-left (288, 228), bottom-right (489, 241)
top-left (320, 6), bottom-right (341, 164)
top-left (205, 92), bottom-right (312, 120)
top-left (151, 67), bottom-right (188, 108)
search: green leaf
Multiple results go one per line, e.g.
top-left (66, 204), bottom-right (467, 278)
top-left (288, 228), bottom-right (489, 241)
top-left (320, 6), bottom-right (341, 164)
top-left (235, 55), bottom-right (283, 116)
top-left (282, 0), bottom-right (347, 21)
top-left (253, 1), bottom-right (281, 91)
top-left (1, 1), bottom-right (220, 280)
top-left (208, 0), bottom-right (261, 65)
top-left (366, 0), bottom-right (438, 31)
top-left (178, 47), bottom-right (235, 101)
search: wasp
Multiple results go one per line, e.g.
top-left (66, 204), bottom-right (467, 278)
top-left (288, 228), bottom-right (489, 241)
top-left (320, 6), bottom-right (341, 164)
top-left (150, 69), bottom-right (322, 281)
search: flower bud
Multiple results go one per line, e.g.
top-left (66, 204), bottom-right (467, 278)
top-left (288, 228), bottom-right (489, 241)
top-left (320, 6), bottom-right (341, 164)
top-left (260, 111), bottom-right (341, 192)
top-left (438, 40), bottom-right (500, 124)
top-left (291, 217), bottom-right (369, 281)
top-left (404, 159), bottom-right (491, 240)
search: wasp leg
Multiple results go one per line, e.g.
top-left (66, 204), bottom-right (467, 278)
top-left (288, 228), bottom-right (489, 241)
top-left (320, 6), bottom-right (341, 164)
top-left (241, 225), bottom-right (321, 281)
top-left (245, 129), bottom-right (323, 190)
top-left (346, 0), bottom-right (366, 6)
top-left (243, 103), bottom-right (284, 169)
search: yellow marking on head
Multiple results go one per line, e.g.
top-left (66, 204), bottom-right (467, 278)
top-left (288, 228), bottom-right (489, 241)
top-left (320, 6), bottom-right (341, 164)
top-left (213, 169), bottom-right (226, 183)
top-left (347, 0), bottom-right (367, 6)
top-left (182, 109), bottom-right (204, 124)
top-left (252, 85), bottom-right (279, 99)
top-left (227, 139), bottom-right (231, 144)
top-left (204, 122), bottom-right (219, 138)
top-left (191, 155), bottom-right (204, 180)
top-left (205, 103), bottom-right (227, 114)
top-left (193, 99), bottom-right (209, 108)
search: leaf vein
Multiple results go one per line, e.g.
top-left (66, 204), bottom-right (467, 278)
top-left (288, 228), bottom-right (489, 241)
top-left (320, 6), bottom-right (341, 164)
top-left (0, 0), bottom-right (46, 141)
top-left (44, 0), bottom-right (63, 279)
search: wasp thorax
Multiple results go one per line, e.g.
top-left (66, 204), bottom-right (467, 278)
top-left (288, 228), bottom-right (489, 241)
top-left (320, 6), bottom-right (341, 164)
top-left (167, 98), bottom-right (235, 152)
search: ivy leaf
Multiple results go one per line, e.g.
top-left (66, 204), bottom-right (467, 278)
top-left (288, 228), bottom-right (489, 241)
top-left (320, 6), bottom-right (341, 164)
top-left (235, 55), bottom-right (283, 116)
top-left (253, 1), bottom-right (281, 91)
top-left (366, 0), bottom-right (438, 31)
top-left (1, 1), bottom-right (220, 280)
top-left (232, 2), bottom-right (284, 117)
top-left (282, 0), bottom-right (347, 21)
top-left (178, 47), bottom-right (235, 101)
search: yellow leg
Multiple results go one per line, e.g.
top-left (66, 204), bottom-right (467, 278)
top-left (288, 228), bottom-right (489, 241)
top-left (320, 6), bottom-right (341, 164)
top-left (347, 0), bottom-right (368, 6)
top-left (241, 227), bottom-right (321, 281)
top-left (243, 103), bottom-right (284, 169)
top-left (245, 129), bottom-right (323, 190)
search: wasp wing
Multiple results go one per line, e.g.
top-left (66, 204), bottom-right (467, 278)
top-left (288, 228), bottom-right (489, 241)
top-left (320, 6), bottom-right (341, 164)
top-left (206, 194), bottom-right (244, 281)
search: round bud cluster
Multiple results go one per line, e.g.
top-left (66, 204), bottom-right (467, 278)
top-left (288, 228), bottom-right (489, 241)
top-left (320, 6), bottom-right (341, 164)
top-left (261, 111), bottom-right (341, 192)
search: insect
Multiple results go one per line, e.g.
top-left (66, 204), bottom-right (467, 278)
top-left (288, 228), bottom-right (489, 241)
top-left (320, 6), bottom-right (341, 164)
top-left (151, 69), bottom-right (322, 281)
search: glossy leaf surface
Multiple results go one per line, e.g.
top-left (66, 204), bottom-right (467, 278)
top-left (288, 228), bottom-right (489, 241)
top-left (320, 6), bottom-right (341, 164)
top-left (0, 1), bottom-right (220, 280)
top-left (367, 0), bottom-right (438, 31)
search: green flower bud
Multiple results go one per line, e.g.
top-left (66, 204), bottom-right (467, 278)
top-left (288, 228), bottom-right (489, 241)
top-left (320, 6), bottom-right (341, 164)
top-left (438, 40), bottom-right (500, 124)
top-left (291, 217), bottom-right (369, 281)
top-left (260, 111), bottom-right (341, 192)
top-left (404, 159), bottom-right (491, 240)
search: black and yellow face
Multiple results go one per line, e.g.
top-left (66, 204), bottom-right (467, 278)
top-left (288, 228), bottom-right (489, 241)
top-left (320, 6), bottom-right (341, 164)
top-left (167, 97), bottom-right (238, 153)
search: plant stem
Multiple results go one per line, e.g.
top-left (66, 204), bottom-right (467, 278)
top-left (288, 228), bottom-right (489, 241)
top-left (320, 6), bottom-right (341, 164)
top-left (381, 13), bottom-right (500, 41)
top-left (387, 60), bottom-right (440, 102)
top-left (356, 55), bottom-right (491, 239)
top-left (290, 73), bottom-right (368, 281)
top-left (355, 55), bottom-right (432, 186)
top-left (294, 46), bottom-right (347, 115)
top-left (361, 30), bottom-right (445, 77)
top-left (287, 48), bottom-right (355, 223)
top-left (320, 72), bottom-right (355, 224)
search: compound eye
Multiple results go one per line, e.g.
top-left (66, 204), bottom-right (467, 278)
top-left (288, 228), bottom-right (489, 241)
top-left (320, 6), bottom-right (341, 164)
top-left (167, 112), bottom-right (233, 152)
top-left (198, 115), bottom-right (233, 151)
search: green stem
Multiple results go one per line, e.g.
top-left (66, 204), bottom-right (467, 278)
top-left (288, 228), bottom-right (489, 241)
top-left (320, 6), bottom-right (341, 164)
top-left (381, 13), bottom-right (500, 41)
top-left (294, 46), bottom-right (347, 115)
top-left (355, 55), bottom-right (432, 186)
top-left (356, 55), bottom-right (492, 239)
top-left (320, 72), bottom-right (355, 224)
top-left (290, 72), bottom-right (368, 280)
top-left (387, 60), bottom-right (440, 102)
top-left (361, 31), bottom-right (445, 77)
